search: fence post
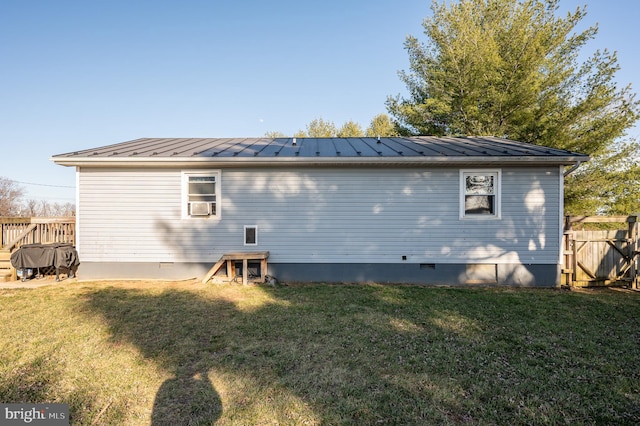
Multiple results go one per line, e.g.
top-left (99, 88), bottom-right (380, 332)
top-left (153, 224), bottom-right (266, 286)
top-left (563, 231), bottom-right (574, 287)
top-left (630, 216), bottom-right (639, 290)
top-left (562, 216), bottom-right (572, 287)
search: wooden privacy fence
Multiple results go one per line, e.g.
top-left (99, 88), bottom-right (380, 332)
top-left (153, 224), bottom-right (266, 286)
top-left (563, 216), bottom-right (639, 289)
top-left (0, 217), bottom-right (76, 281)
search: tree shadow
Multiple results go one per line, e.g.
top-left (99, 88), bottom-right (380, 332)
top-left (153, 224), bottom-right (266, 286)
top-left (81, 283), bottom-right (639, 424)
top-left (83, 284), bottom-right (472, 423)
top-left (85, 288), bottom-right (225, 425)
top-left (0, 354), bottom-right (61, 403)
top-left (0, 352), bottom-right (105, 424)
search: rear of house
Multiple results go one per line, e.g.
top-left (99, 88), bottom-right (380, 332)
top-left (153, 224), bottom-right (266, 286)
top-left (52, 137), bottom-right (588, 286)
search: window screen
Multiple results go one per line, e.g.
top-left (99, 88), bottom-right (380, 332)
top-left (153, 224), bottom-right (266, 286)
top-left (461, 171), bottom-right (500, 218)
top-left (188, 175), bottom-right (216, 216)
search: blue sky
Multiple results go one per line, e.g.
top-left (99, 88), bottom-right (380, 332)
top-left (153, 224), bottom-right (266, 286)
top-left (1, 0), bottom-right (638, 204)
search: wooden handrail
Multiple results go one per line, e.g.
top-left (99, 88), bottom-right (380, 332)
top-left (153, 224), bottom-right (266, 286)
top-left (1, 217), bottom-right (76, 281)
top-left (1, 217), bottom-right (76, 251)
top-left (2, 223), bottom-right (37, 251)
top-left (0, 217), bottom-right (75, 224)
top-left (566, 215), bottom-right (637, 226)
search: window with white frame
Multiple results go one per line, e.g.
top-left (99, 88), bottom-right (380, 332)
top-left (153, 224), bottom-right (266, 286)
top-left (182, 171), bottom-right (220, 218)
top-left (460, 170), bottom-right (501, 218)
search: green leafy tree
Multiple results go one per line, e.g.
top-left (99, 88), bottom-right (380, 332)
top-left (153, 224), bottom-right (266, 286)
top-left (365, 113), bottom-right (399, 137)
top-left (274, 115), bottom-right (397, 139)
top-left (264, 131), bottom-right (288, 138)
top-left (387, 0), bottom-right (640, 214)
top-left (337, 120), bottom-right (365, 137)
top-left (295, 118), bottom-right (338, 138)
top-left (564, 143), bottom-right (640, 215)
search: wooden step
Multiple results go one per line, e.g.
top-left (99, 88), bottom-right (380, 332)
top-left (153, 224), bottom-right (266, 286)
top-left (0, 249), bottom-right (15, 281)
top-left (0, 269), bottom-right (13, 283)
top-left (202, 251), bottom-right (269, 285)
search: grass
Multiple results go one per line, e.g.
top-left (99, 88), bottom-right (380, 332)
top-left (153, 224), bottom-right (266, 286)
top-left (0, 280), bottom-right (639, 425)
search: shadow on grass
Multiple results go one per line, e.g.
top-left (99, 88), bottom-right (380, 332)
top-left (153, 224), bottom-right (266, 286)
top-left (0, 352), bottom-right (105, 424)
top-left (0, 354), bottom-right (62, 403)
top-left (82, 284), bottom-right (640, 425)
top-left (85, 289), bottom-right (224, 425)
top-left (151, 367), bottom-right (220, 425)
top-left (83, 285), bottom-right (461, 424)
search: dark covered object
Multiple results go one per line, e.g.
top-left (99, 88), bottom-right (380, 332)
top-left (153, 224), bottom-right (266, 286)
top-left (11, 243), bottom-right (79, 281)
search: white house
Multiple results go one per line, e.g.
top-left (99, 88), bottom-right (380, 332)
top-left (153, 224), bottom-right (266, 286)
top-left (52, 136), bottom-right (588, 286)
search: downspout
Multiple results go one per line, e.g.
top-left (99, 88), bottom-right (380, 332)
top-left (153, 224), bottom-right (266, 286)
top-left (563, 161), bottom-right (583, 177)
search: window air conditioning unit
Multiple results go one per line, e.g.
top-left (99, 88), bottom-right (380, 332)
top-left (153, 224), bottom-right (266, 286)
top-left (190, 202), bottom-right (211, 216)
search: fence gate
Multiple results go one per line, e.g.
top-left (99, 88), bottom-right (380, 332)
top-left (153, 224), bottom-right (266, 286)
top-left (563, 216), bottom-right (639, 288)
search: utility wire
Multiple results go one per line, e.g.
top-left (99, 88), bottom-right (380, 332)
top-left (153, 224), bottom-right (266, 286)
top-left (9, 179), bottom-right (75, 189)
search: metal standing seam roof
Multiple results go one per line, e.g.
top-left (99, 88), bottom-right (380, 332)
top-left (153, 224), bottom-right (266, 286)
top-left (51, 136), bottom-right (589, 166)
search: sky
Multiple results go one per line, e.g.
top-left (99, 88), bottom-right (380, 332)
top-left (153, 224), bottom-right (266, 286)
top-left (1, 0), bottom-right (639, 204)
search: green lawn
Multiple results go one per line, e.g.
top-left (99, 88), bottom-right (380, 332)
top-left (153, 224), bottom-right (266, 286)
top-left (0, 280), bottom-right (639, 425)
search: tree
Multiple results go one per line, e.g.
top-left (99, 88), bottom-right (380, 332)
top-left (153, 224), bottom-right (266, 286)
top-left (365, 114), bottom-right (399, 137)
top-left (337, 120), bottom-right (365, 137)
top-left (19, 199), bottom-right (75, 217)
top-left (387, 0), bottom-right (640, 214)
top-left (564, 143), bottom-right (640, 215)
top-left (264, 131), bottom-right (288, 138)
top-left (273, 115), bottom-right (396, 138)
top-left (48, 201), bottom-right (75, 217)
top-left (24, 199), bottom-right (39, 217)
top-left (0, 178), bottom-right (24, 217)
top-left (295, 118), bottom-right (338, 137)
top-left (0, 177), bottom-right (75, 217)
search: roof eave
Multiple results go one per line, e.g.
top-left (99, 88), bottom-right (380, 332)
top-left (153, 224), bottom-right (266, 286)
top-left (50, 155), bottom-right (590, 168)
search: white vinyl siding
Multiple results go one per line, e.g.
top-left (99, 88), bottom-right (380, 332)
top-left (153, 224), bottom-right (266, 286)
top-left (77, 166), bottom-right (561, 265)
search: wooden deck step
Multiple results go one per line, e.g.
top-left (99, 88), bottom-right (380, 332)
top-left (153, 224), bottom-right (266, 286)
top-left (0, 250), bottom-right (14, 282)
top-left (202, 251), bottom-right (269, 285)
top-left (0, 270), bottom-right (12, 282)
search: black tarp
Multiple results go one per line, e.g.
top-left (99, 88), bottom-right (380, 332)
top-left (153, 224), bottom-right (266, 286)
top-left (10, 243), bottom-right (79, 275)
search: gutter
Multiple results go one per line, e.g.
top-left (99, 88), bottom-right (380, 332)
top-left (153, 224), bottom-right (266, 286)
top-left (51, 155), bottom-right (591, 168)
top-left (563, 160), bottom-right (584, 177)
